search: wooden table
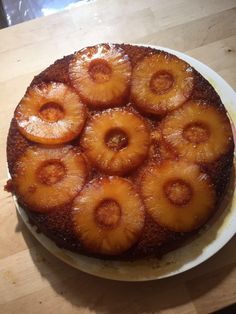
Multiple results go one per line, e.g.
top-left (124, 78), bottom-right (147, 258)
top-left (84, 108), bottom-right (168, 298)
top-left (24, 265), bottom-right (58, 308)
top-left (1, 0), bottom-right (236, 313)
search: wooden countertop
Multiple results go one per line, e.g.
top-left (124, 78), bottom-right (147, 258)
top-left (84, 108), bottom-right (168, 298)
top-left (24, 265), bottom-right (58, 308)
top-left (1, 0), bottom-right (236, 313)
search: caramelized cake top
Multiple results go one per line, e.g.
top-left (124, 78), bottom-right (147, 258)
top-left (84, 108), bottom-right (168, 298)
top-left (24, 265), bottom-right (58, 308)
top-left (6, 44), bottom-right (234, 259)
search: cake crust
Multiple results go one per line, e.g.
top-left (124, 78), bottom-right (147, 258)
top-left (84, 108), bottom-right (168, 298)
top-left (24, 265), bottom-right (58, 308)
top-left (6, 44), bottom-right (234, 259)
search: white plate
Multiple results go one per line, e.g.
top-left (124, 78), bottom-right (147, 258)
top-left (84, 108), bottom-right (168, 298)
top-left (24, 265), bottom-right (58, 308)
top-left (13, 45), bottom-right (236, 281)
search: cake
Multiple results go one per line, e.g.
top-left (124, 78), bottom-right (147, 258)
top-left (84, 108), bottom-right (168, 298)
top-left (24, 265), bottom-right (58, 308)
top-left (5, 43), bottom-right (234, 259)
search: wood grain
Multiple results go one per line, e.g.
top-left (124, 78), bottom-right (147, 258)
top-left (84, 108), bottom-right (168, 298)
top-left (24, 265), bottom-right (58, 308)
top-left (0, 0), bottom-right (236, 313)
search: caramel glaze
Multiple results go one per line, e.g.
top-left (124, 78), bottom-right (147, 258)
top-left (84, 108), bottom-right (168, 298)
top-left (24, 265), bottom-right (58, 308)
top-left (6, 44), bottom-right (234, 259)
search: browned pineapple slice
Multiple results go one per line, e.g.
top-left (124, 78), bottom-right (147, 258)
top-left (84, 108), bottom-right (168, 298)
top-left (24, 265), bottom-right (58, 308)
top-left (12, 146), bottom-right (87, 212)
top-left (72, 176), bottom-right (145, 255)
top-left (161, 100), bottom-right (233, 163)
top-left (69, 44), bottom-right (131, 108)
top-left (15, 82), bottom-right (87, 144)
top-left (81, 108), bottom-right (150, 175)
top-left (141, 160), bottom-right (216, 232)
top-left (131, 52), bottom-right (194, 115)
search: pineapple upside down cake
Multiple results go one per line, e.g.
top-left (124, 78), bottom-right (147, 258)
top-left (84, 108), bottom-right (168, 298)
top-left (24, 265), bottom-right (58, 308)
top-left (6, 44), bottom-right (234, 259)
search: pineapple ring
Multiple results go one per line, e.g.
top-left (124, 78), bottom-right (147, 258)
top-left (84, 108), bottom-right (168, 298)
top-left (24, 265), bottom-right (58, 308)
top-left (81, 109), bottom-right (150, 175)
top-left (69, 44), bottom-right (132, 108)
top-left (12, 146), bottom-right (87, 212)
top-left (131, 53), bottom-right (194, 115)
top-left (72, 177), bottom-right (145, 255)
top-left (141, 160), bottom-right (216, 232)
top-left (15, 82), bottom-right (87, 144)
top-left (161, 100), bottom-right (233, 163)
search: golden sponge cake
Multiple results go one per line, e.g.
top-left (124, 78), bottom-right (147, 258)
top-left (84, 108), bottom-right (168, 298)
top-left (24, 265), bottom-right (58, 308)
top-left (6, 44), bottom-right (234, 259)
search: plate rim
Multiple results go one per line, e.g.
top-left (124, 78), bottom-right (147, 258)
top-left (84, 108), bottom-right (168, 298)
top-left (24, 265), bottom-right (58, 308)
top-left (12, 44), bottom-right (236, 281)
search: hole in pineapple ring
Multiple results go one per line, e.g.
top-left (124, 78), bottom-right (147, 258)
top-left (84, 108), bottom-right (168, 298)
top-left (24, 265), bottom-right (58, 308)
top-left (88, 58), bottom-right (112, 83)
top-left (183, 122), bottom-right (210, 144)
top-left (37, 159), bottom-right (66, 185)
top-left (39, 102), bottom-right (64, 122)
top-left (105, 128), bottom-right (129, 151)
top-left (150, 71), bottom-right (174, 95)
top-left (164, 179), bottom-right (193, 206)
top-left (94, 199), bottom-right (121, 229)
